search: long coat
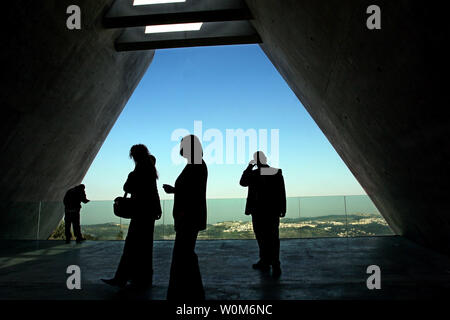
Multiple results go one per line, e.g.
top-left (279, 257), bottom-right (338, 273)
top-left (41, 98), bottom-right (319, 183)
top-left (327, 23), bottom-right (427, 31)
top-left (240, 165), bottom-right (286, 217)
top-left (173, 160), bottom-right (208, 232)
top-left (124, 160), bottom-right (161, 221)
top-left (114, 159), bottom-right (161, 285)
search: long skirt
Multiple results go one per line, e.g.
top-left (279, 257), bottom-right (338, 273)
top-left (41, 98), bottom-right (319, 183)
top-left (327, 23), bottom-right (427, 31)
top-left (167, 229), bottom-right (205, 300)
top-left (114, 218), bottom-right (155, 286)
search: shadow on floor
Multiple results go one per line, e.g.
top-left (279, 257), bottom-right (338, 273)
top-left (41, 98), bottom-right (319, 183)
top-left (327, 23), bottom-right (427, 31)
top-left (1, 236), bottom-right (450, 300)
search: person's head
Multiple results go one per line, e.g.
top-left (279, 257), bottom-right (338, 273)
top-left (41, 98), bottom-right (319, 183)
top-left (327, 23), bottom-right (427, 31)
top-left (129, 144), bottom-right (158, 178)
top-left (129, 144), bottom-right (151, 163)
top-left (180, 135), bottom-right (203, 164)
top-left (70, 184), bottom-right (85, 195)
top-left (253, 151), bottom-right (268, 166)
top-left (75, 184), bottom-right (85, 191)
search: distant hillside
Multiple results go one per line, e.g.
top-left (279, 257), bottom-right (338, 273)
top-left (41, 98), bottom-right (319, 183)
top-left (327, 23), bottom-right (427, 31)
top-left (281, 213), bottom-right (377, 223)
top-left (49, 213), bottom-right (392, 240)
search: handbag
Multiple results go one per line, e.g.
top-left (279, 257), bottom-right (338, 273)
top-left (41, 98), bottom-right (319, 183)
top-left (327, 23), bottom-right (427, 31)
top-left (113, 193), bottom-right (136, 219)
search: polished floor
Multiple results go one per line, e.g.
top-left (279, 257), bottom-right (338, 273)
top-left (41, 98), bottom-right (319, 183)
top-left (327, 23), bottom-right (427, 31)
top-left (0, 236), bottom-right (450, 300)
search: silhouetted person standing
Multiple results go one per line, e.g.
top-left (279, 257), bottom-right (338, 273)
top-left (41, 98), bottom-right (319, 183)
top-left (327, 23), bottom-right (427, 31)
top-left (63, 184), bottom-right (90, 244)
top-left (240, 151), bottom-right (286, 278)
top-left (102, 144), bottom-right (161, 289)
top-left (163, 134), bottom-right (207, 301)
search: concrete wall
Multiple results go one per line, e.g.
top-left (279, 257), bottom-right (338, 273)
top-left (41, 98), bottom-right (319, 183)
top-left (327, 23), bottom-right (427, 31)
top-left (246, 0), bottom-right (450, 253)
top-left (0, 1), bottom-right (154, 239)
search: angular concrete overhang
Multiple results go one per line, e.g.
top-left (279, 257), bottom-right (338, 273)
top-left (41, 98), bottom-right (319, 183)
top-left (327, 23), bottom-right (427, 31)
top-left (0, 0), bottom-right (154, 239)
top-left (245, 0), bottom-right (450, 254)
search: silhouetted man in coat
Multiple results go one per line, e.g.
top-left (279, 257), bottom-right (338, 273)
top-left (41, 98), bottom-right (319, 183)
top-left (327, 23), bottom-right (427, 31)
top-left (63, 184), bottom-right (89, 243)
top-left (240, 151), bottom-right (286, 278)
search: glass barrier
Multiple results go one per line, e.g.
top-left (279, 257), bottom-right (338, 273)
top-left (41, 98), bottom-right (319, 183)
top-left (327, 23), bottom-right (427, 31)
top-left (157, 200), bottom-right (174, 240)
top-left (3, 201), bottom-right (41, 240)
top-left (199, 198), bottom-right (252, 240)
top-left (46, 195), bottom-right (393, 240)
top-left (298, 196), bottom-right (347, 238)
top-left (40, 201), bottom-right (65, 240)
top-left (48, 200), bottom-right (122, 241)
top-left (344, 195), bottom-right (393, 236)
top-left (279, 197), bottom-right (301, 238)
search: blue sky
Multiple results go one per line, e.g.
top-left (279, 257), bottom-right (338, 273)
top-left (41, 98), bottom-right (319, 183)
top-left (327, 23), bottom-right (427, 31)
top-left (82, 44), bottom-right (366, 200)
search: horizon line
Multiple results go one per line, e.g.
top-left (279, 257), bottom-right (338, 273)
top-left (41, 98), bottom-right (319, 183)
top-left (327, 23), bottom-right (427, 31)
top-left (85, 193), bottom-right (369, 202)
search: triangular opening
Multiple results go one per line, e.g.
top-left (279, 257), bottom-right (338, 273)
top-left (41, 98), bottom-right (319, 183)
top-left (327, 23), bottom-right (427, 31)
top-left (51, 45), bottom-right (392, 240)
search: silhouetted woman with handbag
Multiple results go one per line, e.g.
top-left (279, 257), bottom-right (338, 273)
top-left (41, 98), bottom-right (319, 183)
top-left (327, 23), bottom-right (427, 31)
top-left (102, 144), bottom-right (161, 289)
top-left (163, 134), bottom-right (208, 300)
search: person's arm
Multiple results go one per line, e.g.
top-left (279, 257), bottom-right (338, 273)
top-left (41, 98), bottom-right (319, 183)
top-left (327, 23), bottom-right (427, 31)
top-left (123, 172), bottom-right (136, 193)
top-left (239, 161), bottom-right (256, 187)
top-left (152, 181), bottom-right (162, 220)
top-left (279, 170), bottom-right (287, 217)
top-left (163, 184), bottom-right (175, 194)
top-left (81, 190), bottom-right (90, 203)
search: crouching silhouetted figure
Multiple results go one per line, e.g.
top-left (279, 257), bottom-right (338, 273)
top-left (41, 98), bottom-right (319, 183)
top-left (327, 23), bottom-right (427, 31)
top-left (240, 151), bottom-right (286, 278)
top-left (163, 135), bottom-right (207, 301)
top-left (102, 144), bottom-right (161, 289)
top-left (63, 184), bottom-right (90, 244)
